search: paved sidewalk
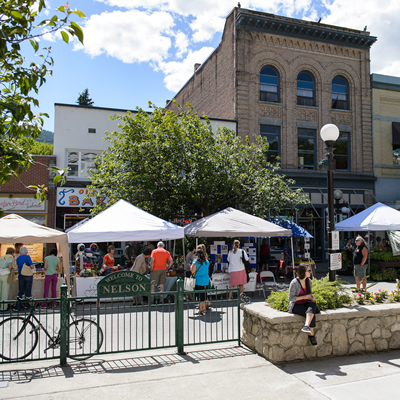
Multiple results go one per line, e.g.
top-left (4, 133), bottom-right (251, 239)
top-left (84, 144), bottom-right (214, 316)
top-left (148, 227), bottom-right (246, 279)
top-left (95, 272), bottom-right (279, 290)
top-left (1, 343), bottom-right (400, 399)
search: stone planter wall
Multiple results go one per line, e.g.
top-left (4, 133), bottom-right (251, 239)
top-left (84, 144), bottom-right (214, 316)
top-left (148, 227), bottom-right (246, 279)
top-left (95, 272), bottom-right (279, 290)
top-left (241, 302), bottom-right (400, 364)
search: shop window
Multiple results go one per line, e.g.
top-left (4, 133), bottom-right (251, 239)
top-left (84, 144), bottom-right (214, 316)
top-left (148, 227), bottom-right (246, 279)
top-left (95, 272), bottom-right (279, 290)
top-left (260, 125), bottom-right (280, 162)
top-left (393, 122), bottom-right (400, 165)
top-left (67, 150), bottom-right (102, 179)
top-left (334, 132), bottom-right (350, 170)
top-left (298, 128), bottom-right (316, 169)
top-left (297, 71), bottom-right (315, 106)
top-left (260, 66), bottom-right (280, 102)
top-left (332, 76), bottom-right (349, 110)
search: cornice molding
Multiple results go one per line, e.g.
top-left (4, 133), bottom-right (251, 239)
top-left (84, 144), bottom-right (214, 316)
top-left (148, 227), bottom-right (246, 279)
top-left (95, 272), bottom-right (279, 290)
top-left (236, 12), bottom-right (377, 50)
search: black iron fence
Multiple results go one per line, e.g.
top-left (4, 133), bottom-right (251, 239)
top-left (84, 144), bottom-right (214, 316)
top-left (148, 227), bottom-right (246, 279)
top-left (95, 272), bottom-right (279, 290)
top-left (0, 279), bottom-right (242, 364)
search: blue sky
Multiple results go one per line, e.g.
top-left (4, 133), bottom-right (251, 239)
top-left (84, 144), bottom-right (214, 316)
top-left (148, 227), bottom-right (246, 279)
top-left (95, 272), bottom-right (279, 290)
top-left (30, 0), bottom-right (400, 131)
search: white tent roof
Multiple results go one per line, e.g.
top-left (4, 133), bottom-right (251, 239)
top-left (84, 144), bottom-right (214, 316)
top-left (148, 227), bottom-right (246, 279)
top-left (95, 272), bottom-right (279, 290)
top-left (0, 214), bottom-right (68, 244)
top-left (0, 214), bottom-right (70, 290)
top-left (184, 207), bottom-right (292, 237)
top-left (335, 202), bottom-right (400, 231)
top-left (67, 199), bottom-right (184, 243)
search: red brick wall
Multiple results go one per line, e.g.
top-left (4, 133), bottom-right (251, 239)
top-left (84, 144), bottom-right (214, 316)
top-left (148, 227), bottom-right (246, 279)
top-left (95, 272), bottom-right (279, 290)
top-left (0, 156), bottom-right (57, 228)
top-left (166, 9), bottom-right (237, 120)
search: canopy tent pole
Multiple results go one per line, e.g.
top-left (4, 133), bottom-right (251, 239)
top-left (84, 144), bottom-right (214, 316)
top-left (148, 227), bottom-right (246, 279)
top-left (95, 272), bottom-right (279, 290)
top-left (291, 237), bottom-right (295, 278)
top-left (368, 230), bottom-right (371, 277)
top-left (173, 240), bottom-right (176, 258)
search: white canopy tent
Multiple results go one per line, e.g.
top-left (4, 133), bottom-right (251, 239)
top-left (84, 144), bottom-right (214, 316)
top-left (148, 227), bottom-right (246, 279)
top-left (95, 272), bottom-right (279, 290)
top-left (0, 214), bottom-right (71, 290)
top-left (184, 207), bottom-right (295, 276)
top-left (335, 202), bottom-right (400, 274)
top-left (335, 202), bottom-right (400, 231)
top-left (184, 207), bottom-right (292, 238)
top-left (67, 199), bottom-right (185, 243)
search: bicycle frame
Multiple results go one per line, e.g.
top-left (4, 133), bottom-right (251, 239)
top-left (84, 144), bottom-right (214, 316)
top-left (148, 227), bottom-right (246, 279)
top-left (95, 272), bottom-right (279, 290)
top-left (14, 304), bottom-right (61, 353)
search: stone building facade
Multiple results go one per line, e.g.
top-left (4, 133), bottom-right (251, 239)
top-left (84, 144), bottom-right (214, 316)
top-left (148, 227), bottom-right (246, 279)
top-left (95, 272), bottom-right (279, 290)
top-left (167, 7), bottom-right (377, 260)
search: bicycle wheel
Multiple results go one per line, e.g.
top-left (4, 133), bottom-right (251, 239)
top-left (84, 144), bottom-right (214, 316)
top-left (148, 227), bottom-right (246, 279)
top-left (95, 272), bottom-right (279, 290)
top-left (68, 318), bottom-right (103, 361)
top-left (0, 317), bottom-right (38, 360)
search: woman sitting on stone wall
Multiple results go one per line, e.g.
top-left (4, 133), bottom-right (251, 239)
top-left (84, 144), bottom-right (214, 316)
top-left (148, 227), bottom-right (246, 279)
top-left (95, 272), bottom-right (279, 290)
top-left (288, 264), bottom-right (320, 346)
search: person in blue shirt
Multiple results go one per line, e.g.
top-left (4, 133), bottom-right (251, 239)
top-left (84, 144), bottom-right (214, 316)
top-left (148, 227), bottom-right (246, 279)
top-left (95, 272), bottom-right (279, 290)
top-left (14, 246), bottom-right (34, 311)
top-left (191, 249), bottom-right (210, 315)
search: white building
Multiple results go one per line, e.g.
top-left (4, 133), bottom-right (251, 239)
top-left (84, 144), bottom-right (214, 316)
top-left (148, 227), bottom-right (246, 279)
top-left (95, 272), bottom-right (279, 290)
top-left (53, 103), bottom-right (237, 230)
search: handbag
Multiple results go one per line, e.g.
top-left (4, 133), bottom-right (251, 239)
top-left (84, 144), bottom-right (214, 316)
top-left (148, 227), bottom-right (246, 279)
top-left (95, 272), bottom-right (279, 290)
top-left (0, 256), bottom-right (11, 276)
top-left (241, 250), bottom-right (252, 273)
top-left (184, 263), bottom-right (200, 291)
top-left (7, 272), bottom-right (16, 283)
top-left (241, 250), bottom-right (252, 283)
top-left (21, 255), bottom-right (33, 277)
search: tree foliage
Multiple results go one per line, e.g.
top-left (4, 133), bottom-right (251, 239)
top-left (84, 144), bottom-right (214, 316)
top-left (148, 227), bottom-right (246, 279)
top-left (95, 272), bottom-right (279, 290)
top-left (16, 137), bottom-right (53, 155)
top-left (76, 88), bottom-right (94, 106)
top-left (0, 0), bottom-right (85, 185)
top-left (89, 103), bottom-right (310, 220)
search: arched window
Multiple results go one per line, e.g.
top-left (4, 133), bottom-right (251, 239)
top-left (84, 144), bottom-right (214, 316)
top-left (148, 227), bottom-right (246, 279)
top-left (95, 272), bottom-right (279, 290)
top-left (297, 71), bottom-right (315, 106)
top-left (260, 66), bottom-right (280, 102)
top-left (332, 76), bottom-right (349, 110)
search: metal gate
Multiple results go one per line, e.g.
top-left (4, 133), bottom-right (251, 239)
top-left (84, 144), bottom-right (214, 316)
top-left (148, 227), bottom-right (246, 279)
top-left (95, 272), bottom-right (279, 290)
top-left (0, 272), bottom-right (242, 365)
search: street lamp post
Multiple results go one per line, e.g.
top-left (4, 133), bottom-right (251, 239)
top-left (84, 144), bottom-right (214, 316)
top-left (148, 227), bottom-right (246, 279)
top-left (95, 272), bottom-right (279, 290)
top-left (320, 124), bottom-right (340, 282)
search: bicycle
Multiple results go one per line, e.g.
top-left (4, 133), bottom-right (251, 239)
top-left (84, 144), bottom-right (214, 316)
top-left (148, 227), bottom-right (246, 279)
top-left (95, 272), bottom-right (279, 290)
top-left (0, 297), bottom-right (104, 361)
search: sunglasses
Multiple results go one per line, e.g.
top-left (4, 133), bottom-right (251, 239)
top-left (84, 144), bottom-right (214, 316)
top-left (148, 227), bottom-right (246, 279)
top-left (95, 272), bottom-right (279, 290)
top-left (307, 269), bottom-right (312, 273)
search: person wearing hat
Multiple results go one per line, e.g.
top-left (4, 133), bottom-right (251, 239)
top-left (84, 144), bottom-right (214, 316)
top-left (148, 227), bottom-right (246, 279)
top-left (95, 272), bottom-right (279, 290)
top-left (353, 236), bottom-right (368, 291)
top-left (150, 242), bottom-right (173, 303)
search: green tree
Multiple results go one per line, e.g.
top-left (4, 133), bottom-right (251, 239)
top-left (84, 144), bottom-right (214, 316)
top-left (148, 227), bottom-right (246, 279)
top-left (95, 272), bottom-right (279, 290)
top-left (76, 88), bottom-right (94, 106)
top-left (16, 137), bottom-right (53, 155)
top-left (0, 0), bottom-right (84, 187)
top-left (89, 103), bottom-right (309, 220)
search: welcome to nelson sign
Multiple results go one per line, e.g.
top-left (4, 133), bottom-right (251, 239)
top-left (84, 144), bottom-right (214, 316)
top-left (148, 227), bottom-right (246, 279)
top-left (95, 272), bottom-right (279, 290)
top-left (97, 270), bottom-right (151, 299)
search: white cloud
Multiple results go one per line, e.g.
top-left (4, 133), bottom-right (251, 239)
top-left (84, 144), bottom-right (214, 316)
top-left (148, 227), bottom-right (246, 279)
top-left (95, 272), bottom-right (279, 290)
top-left (321, 0), bottom-right (400, 77)
top-left (76, 10), bottom-right (174, 63)
top-left (88, 0), bottom-right (400, 91)
top-left (190, 13), bottom-right (226, 43)
top-left (158, 46), bottom-right (215, 92)
top-left (174, 31), bottom-right (189, 58)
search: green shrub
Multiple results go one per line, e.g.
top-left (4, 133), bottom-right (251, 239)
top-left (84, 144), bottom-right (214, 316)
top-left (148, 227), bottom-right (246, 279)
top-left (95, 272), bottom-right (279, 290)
top-left (266, 275), bottom-right (347, 312)
top-left (370, 252), bottom-right (400, 261)
top-left (371, 272), bottom-right (383, 281)
top-left (266, 290), bottom-right (289, 312)
top-left (383, 268), bottom-right (398, 281)
top-left (370, 264), bottom-right (380, 273)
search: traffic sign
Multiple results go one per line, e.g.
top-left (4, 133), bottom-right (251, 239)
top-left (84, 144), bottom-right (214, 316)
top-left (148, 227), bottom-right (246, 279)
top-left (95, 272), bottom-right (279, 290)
top-left (330, 252), bottom-right (342, 271)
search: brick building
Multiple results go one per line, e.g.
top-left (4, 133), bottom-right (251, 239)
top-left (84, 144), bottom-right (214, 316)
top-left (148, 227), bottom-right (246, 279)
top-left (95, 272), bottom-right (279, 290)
top-left (166, 7), bottom-right (377, 261)
top-left (0, 155), bottom-right (57, 228)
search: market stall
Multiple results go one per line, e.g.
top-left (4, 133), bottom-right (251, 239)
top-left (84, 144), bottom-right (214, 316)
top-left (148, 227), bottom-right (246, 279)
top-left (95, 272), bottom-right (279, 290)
top-left (335, 202), bottom-right (400, 274)
top-left (184, 207), bottom-right (292, 293)
top-left (0, 214), bottom-right (70, 294)
top-left (268, 219), bottom-right (313, 277)
top-left (68, 199), bottom-right (184, 296)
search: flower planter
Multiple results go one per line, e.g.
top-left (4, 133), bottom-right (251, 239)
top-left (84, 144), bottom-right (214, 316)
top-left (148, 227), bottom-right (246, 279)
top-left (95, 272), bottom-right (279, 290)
top-left (376, 261), bottom-right (400, 270)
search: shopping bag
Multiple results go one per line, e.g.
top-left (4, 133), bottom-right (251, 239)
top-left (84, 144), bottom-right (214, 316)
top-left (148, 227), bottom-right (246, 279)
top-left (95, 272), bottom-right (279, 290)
top-left (184, 276), bottom-right (196, 291)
